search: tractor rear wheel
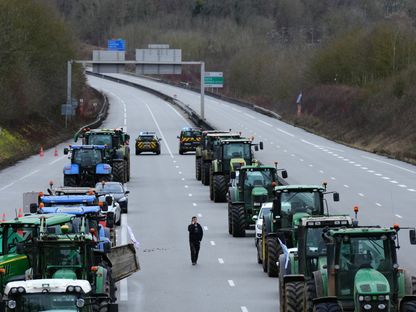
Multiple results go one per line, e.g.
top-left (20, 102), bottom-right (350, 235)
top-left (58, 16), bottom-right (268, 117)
top-left (231, 205), bottom-right (246, 237)
top-left (262, 228), bottom-right (268, 272)
top-left (112, 162), bottom-right (126, 183)
top-left (284, 281), bottom-right (306, 312)
top-left (64, 175), bottom-right (77, 187)
top-left (314, 302), bottom-right (342, 312)
top-left (228, 204), bottom-right (233, 234)
top-left (202, 162), bottom-right (210, 185)
top-left (306, 279), bottom-right (317, 312)
top-left (267, 237), bottom-right (282, 277)
top-left (195, 158), bottom-right (201, 180)
top-left (401, 301), bottom-right (416, 312)
top-left (213, 175), bottom-right (227, 202)
top-left (209, 170), bottom-right (214, 200)
top-left (126, 158), bottom-right (130, 181)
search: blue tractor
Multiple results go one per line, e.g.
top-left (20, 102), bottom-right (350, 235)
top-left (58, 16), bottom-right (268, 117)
top-left (63, 145), bottom-right (112, 187)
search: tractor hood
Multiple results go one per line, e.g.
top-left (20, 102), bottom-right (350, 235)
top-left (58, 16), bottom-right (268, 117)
top-left (354, 268), bottom-right (390, 295)
top-left (251, 187), bottom-right (268, 197)
top-left (230, 158), bottom-right (246, 172)
top-left (52, 269), bottom-right (78, 280)
top-left (292, 212), bottom-right (311, 227)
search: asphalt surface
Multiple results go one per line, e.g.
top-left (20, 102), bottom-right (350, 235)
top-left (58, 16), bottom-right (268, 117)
top-left (0, 73), bottom-right (415, 311)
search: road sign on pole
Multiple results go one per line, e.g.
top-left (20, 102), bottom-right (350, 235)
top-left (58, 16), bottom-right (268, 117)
top-left (204, 72), bottom-right (223, 88)
top-left (108, 39), bottom-right (126, 51)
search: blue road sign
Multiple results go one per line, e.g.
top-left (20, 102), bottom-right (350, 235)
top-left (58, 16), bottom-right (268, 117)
top-left (108, 39), bottom-right (126, 51)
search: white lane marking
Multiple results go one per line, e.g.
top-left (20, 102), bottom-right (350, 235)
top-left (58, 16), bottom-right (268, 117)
top-left (276, 145), bottom-right (280, 148)
top-left (354, 164), bottom-right (361, 167)
top-left (367, 170), bottom-right (375, 173)
top-left (331, 177), bottom-right (336, 180)
top-left (344, 185), bottom-right (349, 188)
top-left (361, 167), bottom-right (368, 170)
top-left (408, 189), bottom-right (416, 192)
top-left (210, 241), bottom-right (216, 246)
top-left (309, 164), bottom-right (313, 167)
top-left (362, 156), bottom-right (416, 174)
top-left (181, 178), bottom-right (185, 181)
top-left (197, 213), bottom-right (202, 217)
top-left (49, 155), bottom-right (67, 165)
top-left (382, 177), bottom-right (390, 180)
top-left (259, 120), bottom-right (273, 127)
top-left (291, 154), bottom-right (295, 157)
top-left (349, 161), bottom-right (355, 164)
top-left (203, 226), bottom-right (208, 231)
top-left (228, 280), bottom-right (235, 287)
top-left (144, 103), bottom-right (174, 158)
top-left (270, 142), bottom-right (274, 144)
top-left (184, 185), bottom-right (189, 188)
top-left (395, 214), bottom-right (403, 219)
top-left (231, 107), bottom-right (242, 113)
top-left (276, 128), bottom-right (295, 137)
top-left (358, 193), bottom-right (365, 197)
top-left (218, 258), bottom-right (224, 264)
top-left (193, 203), bottom-right (197, 207)
top-left (241, 307), bottom-right (249, 312)
top-left (376, 203), bottom-right (382, 207)
top-left (283, 149), bottom-right (287, 153)
top-left (173, 160), bottom-right (177, 163)
top-left (319, 170), bottom-right (324, 174)
top-left (390, 180), bottom-right (398, 184)
top-left (375, 173), bottom-right (382, 176)
top-left (179, 171), bottom-right (182, 175)
top-left (120, 214), bottom-right (128, 301)
top-left (175, 165), bottom-right (179, 168)
top-left (0, 183), bottom-right (14, 191)
top-left (300, 158), bottom-right (304, 162)
top-left (398, 184), bottom-right (407, 188)
top-left (343, 159), bottom-right (349, 161)
top-left (188, 193), bottom-right (192, 197)
top-left (244, 113), bottom-right (256, 119)
top-left (18, 169), bottom-right (40, 181)
top-left (165, 100), bottom-right (191, 125)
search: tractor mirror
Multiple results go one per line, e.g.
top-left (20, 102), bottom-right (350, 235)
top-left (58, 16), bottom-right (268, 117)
top-left (63, 148), bottom-right (69, 155)
top-left (177, 136), bottom-right (180, 139)
top-left (230, 172), bottom-right (236, 179)
top-left (259, 142), bottom-right (264, 150)
top-left (281, 170), bottom-right (288, 179)
top-left (252, 215), bottom-right (258, 222)
top-left (29, 203), bottom-right (38, 214)
top-left (333, 192), bottom-right (340, 202)
top-left (103, 241), bottom-right (111, 253)
top-left (125, 190), bottom-right (130, 195)
top-left (106, 212), bottom-right (115, 228)
top-left (410, 229), bottom-right (416, 245)
top-left (254, 145), bottom-right (259, 152)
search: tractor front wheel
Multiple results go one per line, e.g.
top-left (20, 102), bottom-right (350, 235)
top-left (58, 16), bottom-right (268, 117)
top-left (213, 175), bottom-right (227, 202)
top-left (231, 205), bottom-right (246, 237)
top-left (306, 279), bottom-right (317, 312)
top-left (64, 175), bottom-right (77, 187)
top-left (267, 237), bottom-right (282, 277)
top-left (112, 162), bottom-right (126, 183)
top-left (228, 204), bottom-right (233, 235)
top-left (202, 162), bottom-right (210, 185)
top-left (284, 281), bottom-right (306, 312)
top-left (314, 302), bottom-right (342, 312)
top-left (195, 158), bottom-right (201, 180)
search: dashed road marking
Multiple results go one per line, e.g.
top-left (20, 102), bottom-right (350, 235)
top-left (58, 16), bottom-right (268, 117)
top-left (349, 161), bottom-right (355, 164)
top-left (299, 158), bottom-right (304, 162)
top-left (259, 120), bottom-right (273, 127)
top-left (344, 185), bottom-right (349, 188)
top-left (193, 203), bottom-right (197, 207)
top-left (362, 156), bottom-right (416, 174)
top-left (203, 226), bottom-right (208, 231)
top-left (241, 307), bottom-right (249, 312)
top-left (390, 180), bottom-right (398, 184)
top-left (197, 213), bottom-right (202, 217)
top-left (408, 189), bottom-right (416, 192)
top-left (358, 193), bottom-right (365, 197)
top-left (49, 155), bottom-right (67, 165)
top-left (361, 167), bottom-right (368, 170)
top-left (179, 171), bottom-right (182, 175)
top-left (228, 280), bottom-right (235, 287)
top-left (244, 113), bottom-right (256, 119)
top-left (276, 128), bottom-right (295, 137)
top-left (382, 177), bottom-right (390, 180)
top-left (175, 165), bottom-right (179, 168)
top-left (319, 170), bottom-right (324, 174)
top-left (395, 214), bottom-right (403, 219)
top-left (210, 241), bottom-right (216, 246)
top-left (188, 193), bottom-right (192, 197)
top-left (184, 185), bottom-right (189, 188)
top-left (0, 182), bottom-right (14, 191)
top-left (367, 170), bottom-right (375, 173)
top-left (331, 177), bottom-right (336, 180)
top-left (398, 184), bottom-right (407, 188)
top-left (375, 173), bottom-right (382, 176)
top-left (218, 258), bottom-right (224, 264)
top-left (309, 164), bottom-right (313, 167)
top-left (376, 203), bottom-right (382, 207)
top-left (181, 178), bottom-right (185, 181)
top-left (18, 169), bottom-right (40, 181)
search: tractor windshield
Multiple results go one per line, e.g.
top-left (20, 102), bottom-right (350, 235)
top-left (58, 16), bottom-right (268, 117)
top-left (14, 293), bottom-right (80, 311)
top-left (72, 149), bottom-right (102, 167)
top-left (280, 191), bottom-right (322, 215)
top-left (87, 134), bottom-right (112, 147)
top-left (223, 143), bottom-right (251, 160)
top-left (43, 245), bottom-right (82, 267)
top-left (336, 234), bottom-right (394, 298)
top-left (244, 169), bottom-right (274, 188)
top-left (306, 228), bottom-right (327, 256)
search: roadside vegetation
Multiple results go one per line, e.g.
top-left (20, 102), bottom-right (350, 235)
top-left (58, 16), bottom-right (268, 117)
top-left (35, 1), bottom-right (416, 162)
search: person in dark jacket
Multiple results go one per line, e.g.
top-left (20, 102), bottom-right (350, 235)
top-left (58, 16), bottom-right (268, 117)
top-left (188, 216), bottom-right (203, 265)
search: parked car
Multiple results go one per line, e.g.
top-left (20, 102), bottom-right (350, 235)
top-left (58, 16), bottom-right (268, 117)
top-left (95, 181), bottom-right (129, 213)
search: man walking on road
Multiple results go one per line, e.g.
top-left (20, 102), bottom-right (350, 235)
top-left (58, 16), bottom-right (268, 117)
top-left (188, 216), bottom-right (203, 265)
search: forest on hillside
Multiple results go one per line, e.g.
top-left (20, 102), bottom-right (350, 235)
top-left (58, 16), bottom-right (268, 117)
top-left (41, 0), bottom-right (416, 161)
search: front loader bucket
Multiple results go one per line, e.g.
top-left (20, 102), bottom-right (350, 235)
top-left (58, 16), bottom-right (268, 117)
top-left (107, 243), bottom-right (140, 282)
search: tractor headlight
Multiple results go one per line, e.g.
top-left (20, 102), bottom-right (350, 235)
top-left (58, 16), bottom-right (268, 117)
top-left (76, 298), bottom-right (85, 308)
top-left (378, 303), bottom-right (386, 310)
top-left (363, 304), bottom-right (372, 310)
top-left (7, 300), bottom-right (16, 309)
top-left (364, 296), bottom-right (371, 302)
top-left (67, 286), bottom-right (75, 292)
top-left (17, 287), bottom-right (25, 293)
top-left (10, 287), bottom-right (18, 294)
top-left (358, 296), bottom-right (364, 302)
top-left (75, 286), bottom-right (82, 293)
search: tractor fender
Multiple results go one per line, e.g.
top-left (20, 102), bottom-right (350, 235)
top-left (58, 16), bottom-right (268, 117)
top-left (114, 148), bottom-right (124, 160)
top-left (313, 270), bottom-right (327, 297)
top-left (94, 266), bottom-right (108, 294)
top-left (228, 187), bottom-right (241, 203)
top-left (400, 269), bottom-right (413, 296)
top-left (283, 274), bottom-right (305, 286)
top-left (96, 163), bottom-right (112, 175)
top-left (263, 214), bottom-right (272, 236)
top-left (312, 296), bottom-right (340, 305)
top-left (63, 164), bottom-right (79, 175)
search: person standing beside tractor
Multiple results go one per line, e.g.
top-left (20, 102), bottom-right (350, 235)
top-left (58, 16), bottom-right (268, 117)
top-left (188, 216), bottom-right (203, 265)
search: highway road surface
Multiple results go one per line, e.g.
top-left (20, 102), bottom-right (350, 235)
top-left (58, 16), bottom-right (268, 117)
top-left (0, 72), bottom-right (415, 311)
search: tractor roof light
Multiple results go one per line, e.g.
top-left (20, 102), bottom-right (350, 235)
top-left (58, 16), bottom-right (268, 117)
top-left (39, 203), bottom-right (45, 208)
top-left (0, 268), bottom-right (5, 274)
top-left (393, 224), bottom-right (400, 231)
top-left (61, 225), bottom-right (69, 234)
top-left (91, 266), bottom-right (99, 272)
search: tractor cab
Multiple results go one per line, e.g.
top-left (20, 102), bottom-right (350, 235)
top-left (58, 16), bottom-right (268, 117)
top-left (2, 279), bottom-right (94, 312)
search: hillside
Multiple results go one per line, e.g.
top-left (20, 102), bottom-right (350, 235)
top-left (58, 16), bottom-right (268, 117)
top-left (45, 0), bottom-right (416, 162)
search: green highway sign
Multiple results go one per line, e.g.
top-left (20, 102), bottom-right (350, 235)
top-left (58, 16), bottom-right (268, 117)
top-left (204, 72), bottom-right (223, 88)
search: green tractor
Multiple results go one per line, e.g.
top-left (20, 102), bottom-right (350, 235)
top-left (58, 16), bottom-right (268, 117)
top-left (195, 131), bottom-right (241, 185)
top-left (278, 215), bottom-right (355, 312)
top-left (75, 128), bottom-right (130, 183)
top-left (0, 214), bottom-right (76, 293)
top-left (227, 163), bottom-right (288, 237)
top-left (311, 225), bottom-right (416, 312)
top-left (260, 184), bottom-right (339, 277)
top-left (210, 137), bottom-right (263, 202)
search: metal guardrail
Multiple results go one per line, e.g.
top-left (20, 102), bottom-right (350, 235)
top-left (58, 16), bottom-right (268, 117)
top-left (86, 71), bottom-right (214, 130)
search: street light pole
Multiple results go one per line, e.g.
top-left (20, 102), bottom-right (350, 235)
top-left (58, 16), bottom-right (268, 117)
top-left (66, 60), bottom-right (72, 128)
top-left (200, 62), bottom-right (205, 120)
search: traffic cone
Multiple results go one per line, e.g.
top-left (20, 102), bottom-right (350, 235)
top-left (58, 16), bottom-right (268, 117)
top-left (40, 146), bottom-right (44, 157)
top-left (17, 208), bottom-right (23, 218)
top-left (1, 213), bottom-right (5, 222)
top-left (54, 147), bottom-right (58, 157)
